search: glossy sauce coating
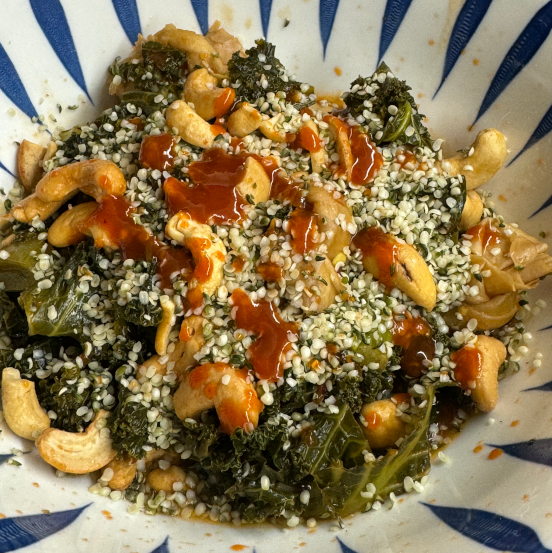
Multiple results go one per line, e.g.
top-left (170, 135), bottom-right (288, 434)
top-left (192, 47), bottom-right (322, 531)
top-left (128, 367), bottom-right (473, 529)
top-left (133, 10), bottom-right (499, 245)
top-left (451, 346), bottom-right (483, 389)
top-left (231, 288), bottom-right (298, 382)
top-left (214, 88), bottom-right (236, 118)
top-left (466, 220), bottom-right (501, 252)
top-left (349, 127), bottom-right (383, 185)
top-left (288, 208), bottom-right (318, 254)
top-left (80, 194), bottom-right (193, 289)
top-left (292, 126), bottom-right (323, 153)
top-left (365, 411), bottom-right (382, 430)
top-left (352, 226), bottom-right (398, 288)
top-left (138, 133), bottom-right (176, 171)
top-left (393, 314), bottom-right (435, 377)
top-left (257, 262), bottom-right (284, 282)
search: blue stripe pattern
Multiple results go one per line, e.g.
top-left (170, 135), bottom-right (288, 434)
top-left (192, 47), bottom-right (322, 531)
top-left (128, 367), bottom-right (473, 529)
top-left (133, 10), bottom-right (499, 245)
top-left (0, 44), bottom-right (38, 120)
top-left (111, 0), bottom-right (141, 44)
top-left (379, 0), bottom-right (413, 64)
top-left (191, 0), bottom-right (209, 35)
top-left (319, 0), bottom-right (340, 59)
top-left (260, 0), bottom-right (273, 38)
top-left (525, 380), bottom-right (552, 392)
top-left (0, 504), bottom-right (89, 553)
top-left (0, 161), bottom-right (15, 178)
top-left (510, 103), bottom-right (552, 169)
top-left (473, 0), bottom-right (552, 125)
top-left (434, 0), bottom-right (493, 98)
top-left (486, 438), bottom-right (552, 468)
top-left (150, 536), bottom-right (170, 553)
top-left (422, 503), bottom-right (552, 553)
top-left (0, 454), bottom-right (14, 465)
top-left (337, 538), bottom-right (357, 553)
top-left (30, 0), bottom-right (92, 103)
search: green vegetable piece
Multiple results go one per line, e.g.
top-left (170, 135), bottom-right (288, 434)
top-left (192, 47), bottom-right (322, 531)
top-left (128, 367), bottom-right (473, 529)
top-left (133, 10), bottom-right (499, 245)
top-left (0, 290), bottom-right (28, 339)
top-left (0, 232), bottom-right (45, 291)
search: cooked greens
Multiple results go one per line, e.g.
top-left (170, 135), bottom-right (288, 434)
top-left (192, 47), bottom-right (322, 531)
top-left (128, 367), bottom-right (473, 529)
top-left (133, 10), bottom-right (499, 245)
top-left (0, 231), bottom-right (45, 291)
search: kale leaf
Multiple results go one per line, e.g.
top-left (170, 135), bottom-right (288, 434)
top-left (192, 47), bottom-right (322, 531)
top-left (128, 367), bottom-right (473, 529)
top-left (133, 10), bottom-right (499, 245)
top-left (334, 370), bottom-right (394, 414)
top-left (0, 231), bottom-right (45, 292)
top-left (344, 62), bottom-right (433, 149)
top-left (0, 291), bottom-right (28, 341)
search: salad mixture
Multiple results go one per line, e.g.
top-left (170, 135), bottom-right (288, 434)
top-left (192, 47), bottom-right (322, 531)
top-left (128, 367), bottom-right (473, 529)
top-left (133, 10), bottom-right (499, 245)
top-left (0, 23), bottom-right (550, 527)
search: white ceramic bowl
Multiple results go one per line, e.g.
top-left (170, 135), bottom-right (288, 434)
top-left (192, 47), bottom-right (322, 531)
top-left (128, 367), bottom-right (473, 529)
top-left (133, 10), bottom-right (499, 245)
top-left (1, 1), bottom-right (551, 552)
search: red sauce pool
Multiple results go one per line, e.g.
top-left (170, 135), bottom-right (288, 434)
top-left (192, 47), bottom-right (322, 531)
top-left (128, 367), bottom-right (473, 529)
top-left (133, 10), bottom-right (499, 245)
top-left (231, 288), bottom-right (298, 382)
top-left (451, 346), bottom-right (483, 389)
top-left (288, 209), bottom-right (318, 254)
top-left (138, 133), bottom-right (176, 171)
top-left (393, 314), bottom-right (435, 377)
top-left (79, 194), bottom-right (193, 289)
top-left (352, 226), bottom-right (398, 288)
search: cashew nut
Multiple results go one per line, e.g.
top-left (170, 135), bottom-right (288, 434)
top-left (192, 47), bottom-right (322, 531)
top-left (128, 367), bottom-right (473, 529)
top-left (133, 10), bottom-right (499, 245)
top-left (235, 157), bottom-right (271, 206)
top-left (303, 120), bottom-right (326, 173)
top-left (460, 190), bottom-right (483, 231)
top-left (173, 362), bottom-right (263, 434)
top-left (47, 202), bottom-right (98, 248)
top-left (452, 335), bottom-right (506, 412)
top-left (36, 410), bottom-right (117, 474)
top-left (175, 315), bottom-right (206, 378)
top-left (11, 193), bottom-right (74, 224)
top-left (154, 295), bottom-right (176, 356)
top-left (355, 227), bottom-right (437, 311)
top-left (183, 68), bottom-right (235, 121)
top-left (306, 186), bottom-right (354, 259)
top-left (205, 21), bottom-right (244, 67)
top-left (147, 465), bottom-right (187, 493)
top-left (35, 160), bottom-right (126, 203)
top-left (360, 399), bottom-right (406, 450)
top-left (17, 140), bottom-right (46, 192)
top-left (104, 455), bottom-right (137, 490)
top-left (2, 368), bottom-right (50, 441)
top-left (166, 212), bottom-right (227, 306)
top-left (166, 100), bottom-right (216, 149)
top-left (441, 128), bottom-right (507, 190)
top-left (152, 24), bottom-right (227, 75)
top-left (259, 114), bottom-right (288, 143)
top-left (327, 115), bottom-right (353, 180)
top-left (457, 292), bottom-right (519, 331)
top-left (227, 103), bottom-right (262, 137)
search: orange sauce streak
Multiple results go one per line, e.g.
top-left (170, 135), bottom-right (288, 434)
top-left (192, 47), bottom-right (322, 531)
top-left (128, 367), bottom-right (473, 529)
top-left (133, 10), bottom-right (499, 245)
top-left (511, 420), bottom-right (520, 427)
top-left (138, 133), bottom-right (176, 171)
top-left (230, 546), bottom-right (247, 551)
top-left (352, 226), bottom-right (398, 288)
top-left (292, 126), bottom-right (323, 153)
top-left (366, 411), bottom-right (382, 430)
top-left (451, 346), bottom-right (483, 389)
top-left (80, 195), bottom-right (193, 289)
top-left (179, 325), bottom-right (194, 342)
top-left (473, 444), bottom-right (483, 454)
top-left (349, 127), bottom-right (383, 185)
top-left (488, 448), bottom-right (503, 460)
top-left (210, 123), bottom-right (227, 136)
top-left (466, 220), bottom-right (501, 252)
top-left (257, 262), bottom-right (284, 282)
top-left (214, 88), bottom-right (236, 118)
top-left (231, 288), bottom-right (298, 382)
top-left (392, 313), bottom-right (435, 377)
top-left (232, 255), bottom-right (246, 272)
top-left (288, 209), bottom-right (318, 254)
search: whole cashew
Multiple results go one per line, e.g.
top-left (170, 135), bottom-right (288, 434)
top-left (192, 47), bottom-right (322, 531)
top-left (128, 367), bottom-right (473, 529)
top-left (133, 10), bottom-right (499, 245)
top-left (306, 186), bottom-right (354, 259)
top-left (47, 202), bottom-right (98, 248)
top-left (354, 227), bottom-right (437, 311)
top-left (236, 157), bottom-right (271, 206)
top-left (173, 362), bottom-right (263, 434)
top-left (326, 115), bottom-right (353, 180)
top-left (35, 160), bottom-right (126, 203)
top-left (2, 368), bottom-right (50, 441)
top-left (441, 128), bottom-right (507, 190)
top-left (457, 291), bottom-right (519, 331)
top-left (166, 212), bottom-right (227, 306)
top-left (459, 190), bottom-right (483, 231)
top-left (183, 68), bottom-right (235, 121)
top-left (227, 103), bottom-right (262, 137)
top-left (17, 140), bottom-right (46, 192)
top-left (303, 120), bottom-right (326, 173)
top-left (104, 455), bottom-right (137, 490)
top-left (360, 399), bottom-right (406, 449)
top-left (148, 465), bottom-right (187, 493)
top-left (11, 194), bottom-right (71, 224)
top-left (37, 410), bottom-right (116, 474)
top-left (166, 100), bottom-right (216, 149)
top-left (154, 295), bottom-right (176, 356)
top-left (452, 335), bottom-right (506, 412)
top-left (258, 114), bottom-right (288, 143)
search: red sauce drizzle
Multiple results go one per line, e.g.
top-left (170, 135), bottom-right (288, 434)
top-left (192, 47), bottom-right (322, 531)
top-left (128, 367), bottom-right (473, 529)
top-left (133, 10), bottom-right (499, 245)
top-left (392, 314), bottom-right (435, 377)
top-left (366, 411), bottom-right (382, 430)
top-left (231, 288), bottom-right (298, 382)
top-left (352, 226), bottom-right (398, 288)
top-left (451, 346), bottom-right (483, 389)
top-left (80, 195), bottom-right (193, 289)
top-left (292, 126), bottom-right (323, 153)
top-left (466, 220), bottom-right (501, 252)
top-left (396, 149), bottom-right (417, 169)
top-left (138, 133), bottom-right (176, 171)
top-left (214, 88), bottom-right (236, 118)
top-left (257, 262), bottom-right (284, 282)
top-left (288, 209), bottom-right (318, 254)
top-left (349, 127), bottom-right (383, 185)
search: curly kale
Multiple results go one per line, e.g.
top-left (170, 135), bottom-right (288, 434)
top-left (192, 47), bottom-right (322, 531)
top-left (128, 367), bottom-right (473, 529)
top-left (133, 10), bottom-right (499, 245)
top-left (109, 41), bottom-right (188, 114)
top-left (344, 61), bottom-right (433, 149)
top-left (334, 370), bottom-right (394, 414)
top-left (228, 39), bottom-right (312, 107)
top-left (0, 337), bottom-right (64, 375)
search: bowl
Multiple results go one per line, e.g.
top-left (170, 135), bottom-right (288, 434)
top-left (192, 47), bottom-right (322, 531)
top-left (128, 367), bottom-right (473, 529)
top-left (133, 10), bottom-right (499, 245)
top-left (0, 1), bottom-right (551, 552)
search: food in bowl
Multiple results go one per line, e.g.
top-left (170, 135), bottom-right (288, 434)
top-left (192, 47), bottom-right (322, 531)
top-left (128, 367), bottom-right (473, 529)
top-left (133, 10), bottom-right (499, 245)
top-left (0, 22), bottom-right (550, 527)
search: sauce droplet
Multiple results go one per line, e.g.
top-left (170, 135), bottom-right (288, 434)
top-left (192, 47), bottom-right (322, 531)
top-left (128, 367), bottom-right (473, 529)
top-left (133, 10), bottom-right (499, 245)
top-left (292, 126), bottom-right (323, 153)
top-left (350, 127), bottom-right (383, 185)
top-left (473, 444), bottom-right (483, 454)
top-left (392, 314), bottom-right (435, 377)
top-left (138, 133), bottom-right (176, 171)
top-left (353, 226), bottom-right (398, 288)
top-left (287, 208), bottom-right (318, 254)
top-left (466, 219), bottom-right (501, 253)
top-left (214, 88), bottom-right (236, 118)
top-left (488, 448), bottom-right (503, 460)
top-left (451, 346), bottom-right (483, 389)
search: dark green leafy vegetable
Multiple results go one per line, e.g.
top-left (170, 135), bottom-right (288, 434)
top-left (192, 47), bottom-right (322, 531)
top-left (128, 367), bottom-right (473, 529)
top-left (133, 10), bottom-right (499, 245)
top-left (344, 62), bottom-right (433, 149)
top-left (0, 232), bottom-right (45, 291)
top-left (0, 337), bottom-right (64, 375)
top-left (0, 291), bottom-right (28, 340)
top-left (334, 370), bottom-right (393, 414)
top-left (228, 39), bottom-right (312, 107)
